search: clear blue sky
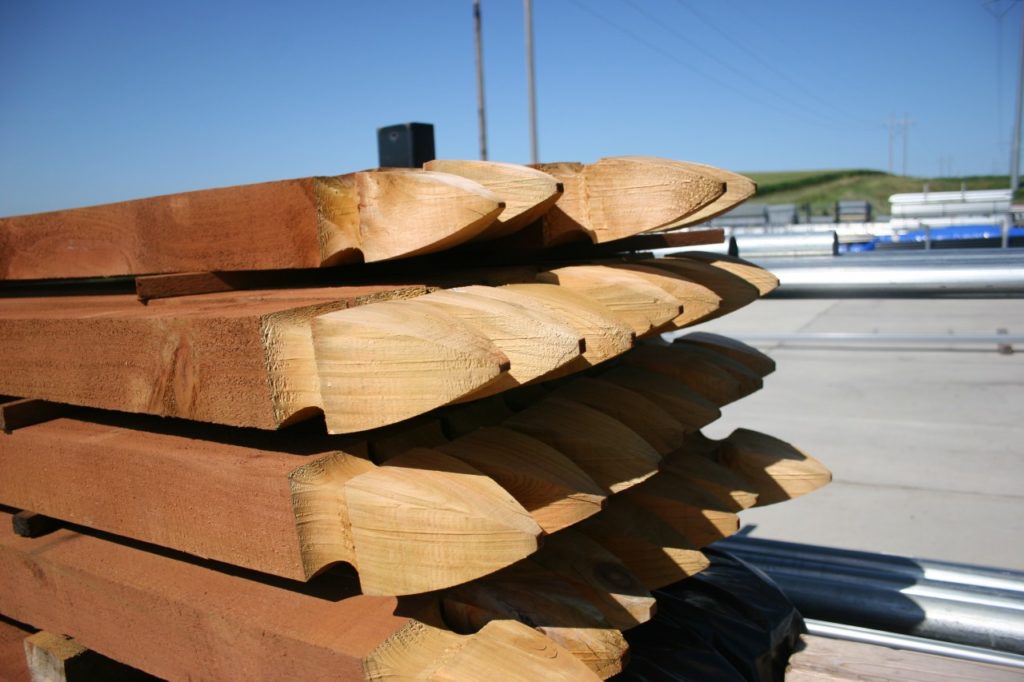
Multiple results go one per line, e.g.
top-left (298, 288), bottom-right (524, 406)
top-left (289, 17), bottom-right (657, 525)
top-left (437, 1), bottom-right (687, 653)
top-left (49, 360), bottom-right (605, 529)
top-left (1, 0), bottom-right (1020, 215)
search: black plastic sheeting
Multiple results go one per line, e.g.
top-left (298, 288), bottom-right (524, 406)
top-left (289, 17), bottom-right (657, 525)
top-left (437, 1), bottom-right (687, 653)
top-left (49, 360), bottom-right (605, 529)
top-left (613, 548), bottom-right (804, 681)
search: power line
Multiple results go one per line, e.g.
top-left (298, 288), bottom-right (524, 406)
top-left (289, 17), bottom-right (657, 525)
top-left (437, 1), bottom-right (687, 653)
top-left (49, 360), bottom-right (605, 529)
top-left (984, 0), bottom-right (1016, 153)
top-left (887, 114), bottom-right (913, 176)
top-left (671, 0), bottom-right (878, 129)
top-left (566, 0), bottom-right (852, 130)
top-left (618, 0), bottom-right (843, 128)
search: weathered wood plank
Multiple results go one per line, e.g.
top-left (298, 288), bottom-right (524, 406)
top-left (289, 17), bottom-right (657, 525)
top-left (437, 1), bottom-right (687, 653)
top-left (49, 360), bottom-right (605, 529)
top-left (0, 512), bottom-right (593, 681)
top-left (0, 286), bottom-right (421, 430)
top-left (524, 157), bottom-right (725, 247)
top-left (23, 631), bottom-right (157, 682)
top-left (787, 634), bottom-right (1024, 681)
top-left (0, 415), bottom-right (541, 595)
top-left (0, 615), bottom-right (32, 682)
top-left (0, 170), bottom-right (504, 279)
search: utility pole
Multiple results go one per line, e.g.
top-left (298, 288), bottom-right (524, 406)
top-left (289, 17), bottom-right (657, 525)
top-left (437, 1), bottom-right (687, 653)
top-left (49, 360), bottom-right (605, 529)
top-left (902, 112), bottom-right (909, 176)
top-left (887, 117), bottom-right (895, 175)
top-left (473, 0), bottom-right (488, 160)
top-left (889, 114), bottom-right (913, 176)
top-left (524, 0), bottom-right (539, 163)
top-left (985, 0), bottom-right (1014, 152)
top-left (1011, 0), bottom-right (1024, 190)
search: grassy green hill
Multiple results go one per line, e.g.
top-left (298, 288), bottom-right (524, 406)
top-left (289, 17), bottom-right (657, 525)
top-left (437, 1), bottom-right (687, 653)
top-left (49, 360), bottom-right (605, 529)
top-left (742, 169), bottom-right (1012, 218)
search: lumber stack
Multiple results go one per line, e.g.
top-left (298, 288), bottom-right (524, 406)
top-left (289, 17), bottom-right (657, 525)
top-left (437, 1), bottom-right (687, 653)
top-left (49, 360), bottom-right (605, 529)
top-left (0, 156), bottom-right (830, 680)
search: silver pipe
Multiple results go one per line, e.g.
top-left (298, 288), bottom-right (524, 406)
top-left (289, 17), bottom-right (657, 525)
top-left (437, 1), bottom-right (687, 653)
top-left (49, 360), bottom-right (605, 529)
top-left (646, 240), bottom-right (732, 258)
top-left (716, 537), bottom-right (1024, 653)
top-left (732, 231), bottom-right (837, 258)
top-left (804, 619), bottom-right (1024, 669)
top-left (715, 332), bottom-right (1024, 346)
top-left (717, 537), bottom-right (1024, 594)
top-left (762, 262), bottom-right (1024, 296)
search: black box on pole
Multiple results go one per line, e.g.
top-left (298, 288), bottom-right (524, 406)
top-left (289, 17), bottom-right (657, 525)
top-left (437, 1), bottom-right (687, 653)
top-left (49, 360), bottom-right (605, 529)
top-left (377, 122), bottom-right (435, 168)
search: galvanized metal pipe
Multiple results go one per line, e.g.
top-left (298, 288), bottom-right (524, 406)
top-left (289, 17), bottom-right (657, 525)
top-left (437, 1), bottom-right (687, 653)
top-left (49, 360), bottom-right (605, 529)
top-left (804, 619), bottom-right (1024, 669)
top-left (731, 231), bottom-right (838, 258)
top-left (713, 332), bottom-right (1024, 348)
top-left (755, 251), bottom-right (1024, 296)
top-left (715, 536), bottom-right (1024, 654)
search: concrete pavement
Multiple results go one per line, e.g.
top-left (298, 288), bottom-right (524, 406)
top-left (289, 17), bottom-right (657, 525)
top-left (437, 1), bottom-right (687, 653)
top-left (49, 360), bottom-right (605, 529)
top-left (679, 298), bottom-right (1024, 570)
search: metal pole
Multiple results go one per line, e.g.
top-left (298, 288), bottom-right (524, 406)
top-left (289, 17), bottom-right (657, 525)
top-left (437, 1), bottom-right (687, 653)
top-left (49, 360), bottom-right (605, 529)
top-left (902, 112), bottom-right (909, 176)
top-left (888, 117), bottom-right (894, 174)
top-left (473, 0), bottom-right (488, 161)
top-left (1011, 2), bottom-right (1024, 191)
top-left (524, 0), bottom-right (539, 163)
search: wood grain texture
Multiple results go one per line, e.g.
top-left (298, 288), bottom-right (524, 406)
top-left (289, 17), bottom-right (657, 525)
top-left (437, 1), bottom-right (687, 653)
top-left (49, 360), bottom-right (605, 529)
top-left (673, 331), bottom-right (777, 377)
top-left (661, 438), bottom-right (760, 511)
top-left (424, 160), bottom-right (563, 240)
top-left (644, 256), bottom-right (761, 320)
top-left (363, 618), bottom-right (599, 681)
top-left (623, 344), bottom-right (756, 406)
top-left (0, 170), bottom-right (503, 280)
top-left (503, 397), bottom-right (661, 494)
top-left (597, 365), bottom-right (722, 431)
top-left (620, 471), bottom-right (740, 548)
top-left (530, 529), bottom-right (656, 631)
top-left (548, 376), bottom-right (687, 455)
top-left (23, 631), bottom-right (157, 682)
top-left (441, 563), bottom-right (629, 679)
top-left (0, 616), bottom-right (32, 682)
top-left (647, 162), bottom-right (757, 229)
top-left (341, 448), bottom-right (542, 595)
top-left (529, 157), bottom-right (725, 246)
top-left (602, 262), bottom-right (722, 330)
top-left (0, 511), bottom-right (588, 681)
top-left (0, 286), bottom-right (415, 429)
top-left (0, 414), bottom-right (320, 581)
top-left (579, 498), bottom-right (710, 591)
top-left (787, 634), bottom-right (1024, 682)
top-left (496, 283), bottom-right (636, 368)
top-left (680, 251), bottom-right (780, 296)
top-left (437, 426), bottom-right (606, 533)
top-left (403, 288), bottom-right (583, 399)
top-left (714, 428), bottom-right (832, 506)
top-left (536, 265), bottom-right (683, 336)
top-left (637, 342), bottom-right (765, 400)
top-left (311, 298), bottom-right (511, 433)
top-left (0, 416), bottom-right (541, 594)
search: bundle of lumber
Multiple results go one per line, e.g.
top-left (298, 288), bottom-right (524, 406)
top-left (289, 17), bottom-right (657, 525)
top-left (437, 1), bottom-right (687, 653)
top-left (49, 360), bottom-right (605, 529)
top-left (0, 156), bottom-right (830, 680)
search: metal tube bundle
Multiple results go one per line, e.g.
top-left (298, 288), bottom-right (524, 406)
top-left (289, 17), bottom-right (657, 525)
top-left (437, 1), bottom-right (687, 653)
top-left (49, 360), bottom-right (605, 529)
top-left (715, 536), bottom-right (1024, 655)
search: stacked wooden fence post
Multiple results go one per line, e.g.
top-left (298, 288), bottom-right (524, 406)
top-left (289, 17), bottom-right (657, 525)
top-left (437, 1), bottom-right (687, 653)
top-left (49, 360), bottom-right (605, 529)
top-left (0, 157), bottom-right (830, 680)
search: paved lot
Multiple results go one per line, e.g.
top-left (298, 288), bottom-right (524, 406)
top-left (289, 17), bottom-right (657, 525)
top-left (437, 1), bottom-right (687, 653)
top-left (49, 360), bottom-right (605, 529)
top-left (679, 298), bottom-right (1024, 570)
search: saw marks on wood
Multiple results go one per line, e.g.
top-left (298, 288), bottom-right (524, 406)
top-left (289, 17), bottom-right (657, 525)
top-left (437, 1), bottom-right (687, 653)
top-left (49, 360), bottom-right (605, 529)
top-left (0, 170), bottom-right (504, 279)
